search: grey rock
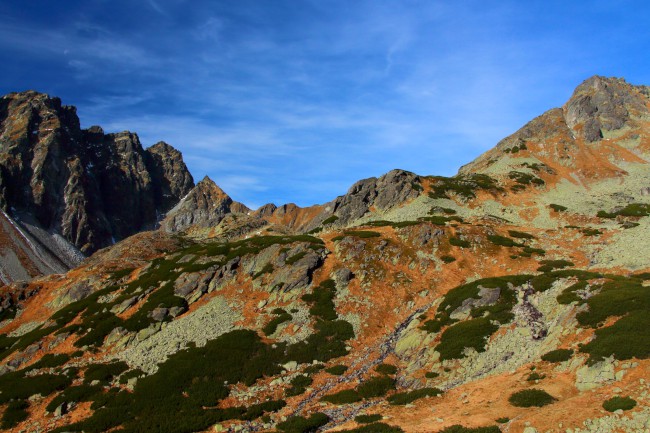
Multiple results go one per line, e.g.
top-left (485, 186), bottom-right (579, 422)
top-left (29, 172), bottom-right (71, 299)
top-left (161, 176), bottom-right (249, 232)
top-left (450, 286), bottom-right (501, 320)
top-left (150, 307), bottom-right (169, 322)
top-left (54, 402), bottom-right (68, 417)
top-left (564, 76), bottom-right (648, 142)
top-left (111, 295), bottom-right (140, 314)
top-left (168, 306), bottom-right (186, 318)
top-left (67, 284), bottom-right (92, 302)
top-left (271, 248), bottom-right (325, 292)
top-left (332, 268), bottom-right (354, 287)
top-left (328, 169), bottom-right (421, 225)
top-left (174, 272), bottom-right (202, 297)
top-left (0, 91), bottom-right (194, 256)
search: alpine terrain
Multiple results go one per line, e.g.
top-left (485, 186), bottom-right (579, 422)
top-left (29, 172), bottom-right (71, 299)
top-left (1, 76), bottom-right (650, 433)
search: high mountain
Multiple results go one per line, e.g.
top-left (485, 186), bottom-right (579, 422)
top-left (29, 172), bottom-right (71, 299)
top-left (0, 91), bottom-right (194, 281)
top-left (0, 76), bottom-right (649, 433)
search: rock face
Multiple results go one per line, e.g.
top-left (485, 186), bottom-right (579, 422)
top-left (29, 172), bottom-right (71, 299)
top-left (328, 169), bottom-right (422, 225)
top-left (0, 91), bottom-right (194, 255)
top-left (458, 76), bottom-right (650, 179)
top-left (564, 75), bottom-right (649, 142)
top-left (4, 76), bottom-right (650, 433)
top-left (161, 176), bottom-right (250, 232)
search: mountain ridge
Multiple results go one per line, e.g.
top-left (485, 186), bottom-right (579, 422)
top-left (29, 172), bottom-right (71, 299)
top-left (0, 75), bottom-right (649, 433)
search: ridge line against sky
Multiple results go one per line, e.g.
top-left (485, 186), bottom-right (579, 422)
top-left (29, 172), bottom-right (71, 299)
top-left (1, 0), bottom-right (649, 209)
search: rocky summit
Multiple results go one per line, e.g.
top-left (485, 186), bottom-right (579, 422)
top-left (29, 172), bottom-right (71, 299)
top-left (0, 91), bottom-right (194, 281)
top-left (1, 76), bottom-right (650, 433)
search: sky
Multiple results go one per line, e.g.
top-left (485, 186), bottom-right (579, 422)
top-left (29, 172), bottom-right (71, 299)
top-left (1, 1), bottom-right (649, 209)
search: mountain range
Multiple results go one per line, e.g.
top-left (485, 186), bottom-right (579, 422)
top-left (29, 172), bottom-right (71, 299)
top-left (0, 76), bottom-right (649, 433)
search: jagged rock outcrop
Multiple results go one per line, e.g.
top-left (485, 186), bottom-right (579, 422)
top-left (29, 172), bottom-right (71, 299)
top-left (145, 141), bottom-right (195, 212)
top-left (0, 91), bottom-right (194, 257)
top-left (161, 176), bottom-right (250, 232)
top-left (564, 75), bottom-right (649, 142)
top-left (459, 76), bottom-right (650, 179)
top-left (327, 169), bottom-right (422, 225)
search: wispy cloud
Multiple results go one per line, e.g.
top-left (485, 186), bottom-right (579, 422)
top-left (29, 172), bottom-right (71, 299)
top-left (147, 0), bottom-right (167, 16)
top-left (2, 0), bottom-right (649, 207)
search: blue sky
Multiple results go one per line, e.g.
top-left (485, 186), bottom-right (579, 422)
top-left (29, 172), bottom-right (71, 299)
top-left (1, 1), bottom-right (649, 208)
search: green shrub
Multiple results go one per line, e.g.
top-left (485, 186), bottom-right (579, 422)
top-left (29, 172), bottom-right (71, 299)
top-left (573, 276), bottom-right (650, 362)
top-left (437, 426), bottom-right (501, 433)
top-left (427, 174), bottom-right (501, 200)
top-left (337, 423), bottom-right (404, 433)
top-left (321, 389), bottom-right (362, 404)
top-left (263, 310), bottom-right (292, 336)
top-left (598, 203), bottom-right (650, 219)
top-left (537, 260), bottom-right (574, 273)
top-left (375, 363), bottom-right (397, 375)
top-left (422, 274), bottom-right (530, 337)
top-left (508, 171), bottom-right (544, 186)
top-left (549, 204), bottom-right (567, 212)
top-left (334, 229), bottom-right (383, 240)
top-left (118, 369), bottom-right (144, 385)
top-left (508, 230), bottom-right (535, 239)
top-left (323, 215), bottom-right (339, 225)
top-left (46, 384), bottom-right (103, 412)
top-left (541, 349), bottom-right (573, 363)
top-left (1, 399), bottom-right (29, 429)
top-left (387, 387), bottom-right (442, 405)
top-left (487, 235), bottom-right (521, 247)
top-left (0, 371), bottom-right (72, 404)
top-left (597, 210), bottom-right (616, 219)
top-left (301, 280), bottom-right (338, 321)
top-left (357, 376), bottom-right (395, 398)
top-left (59, 329), bottom-right (289, 433)
top-left (253, 263), bottom-right (274, 279)
top-left (418, 215), bottom-right (463, 225)
top-left (581, 228), bottom-right (601, 236)
top-left (634, 272), bottom-right (650, 280)
top-left (326, 365), bottom-right (347, 375)
top-left (286, 375), bottom-right (313, 397)
top-left (84, 362), bottom-right (129, 384)
top-left (436, 317), bottom-right (498, 360)
top-left (557, 281), bottom-right (588, 304)
top-left (530, 274), bottom-right (556, 292)
top-left (602, 396), bottom-right (636, 412)
top-left (110, 267), bottom-right (135, 280)
top-left (581, 311), bottom-right (650, 363)
top-left (304, 364), bottom-right (324, 374)
top-left (277, 413), bottom-right (329, 433)
top-left (526, 372), bottom-right (545, 381)
top-left (449, 237), bottom-right (470, 248)
top-left (28, 353), bottom-right (70, 370)
top-left (425, 372), bottom-right (439, 379)
top-left (508, 389), bottom-right (556, 407)
top-left (355, 414), bottom-right (383, 424)
top-left (440, 255), bottom-right (456, 263)
top-left (286, 252), bottom-right (308, 265)
top-left (521, 246), bottom-right (546, 256)
top-left (576, 278), bottom-right (650, 327)
top-left (495, 417), bottom-right (509, 424)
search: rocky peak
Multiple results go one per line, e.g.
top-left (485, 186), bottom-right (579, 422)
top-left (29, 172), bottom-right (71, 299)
top-left (145, 141), bottom-right (195, 212)
top-left (161, 176), bottom-right (250, 232)
top-left (329, 169), bottom-right (421, 224)
top-left (563, 75), bottom-right (649, 142)
top-left (459, 76), bottom-right (650, 179)
top-left (0, 90), bottom-right (195, 259)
